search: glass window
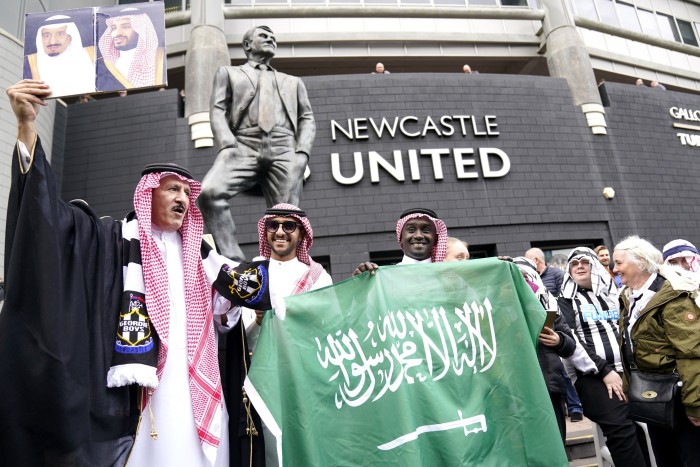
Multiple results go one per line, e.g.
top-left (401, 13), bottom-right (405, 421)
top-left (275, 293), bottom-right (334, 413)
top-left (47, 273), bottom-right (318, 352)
top-left (434, 0), bottom-right (466, 5)
top-left (658, 13), bottom-right (681, 42)
top-left (637, 8), bottom-right (659, 37)
top-left (468, 0), bottom-right (498, 6)
top-left (616, 1), bottom-right (641, 32)
top-left (678, 19), bottom-right (699, 46)
top-left (573, 0), bottom-right (598, 21)
top-left (164, 0), bottom-right (183, 13)
top-left (501, 0), bottom-right (528, 6)
top-left (596, 0), bottom-right (619, 26)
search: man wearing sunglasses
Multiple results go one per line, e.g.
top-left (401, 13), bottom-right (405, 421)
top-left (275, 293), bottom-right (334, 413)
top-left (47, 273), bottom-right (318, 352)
top-left (227, 203), bottom-right (332, 466)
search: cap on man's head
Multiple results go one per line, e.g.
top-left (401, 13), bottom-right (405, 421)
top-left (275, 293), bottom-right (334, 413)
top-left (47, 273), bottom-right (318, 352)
top-left (264, 206), bottom-right (307, 218)
top-left (142, 163), bottom-right (193, 179)
top-left (398, 207), bottom-right (438, 220)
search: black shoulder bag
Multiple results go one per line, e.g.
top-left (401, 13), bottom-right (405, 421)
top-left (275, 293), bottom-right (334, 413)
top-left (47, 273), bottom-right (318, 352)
top-left (622, 308), bottom-right (681, 429)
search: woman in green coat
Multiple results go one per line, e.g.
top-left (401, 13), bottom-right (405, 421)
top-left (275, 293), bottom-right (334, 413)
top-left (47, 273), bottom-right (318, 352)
top-left (613, 235), bottom-right (700, 467)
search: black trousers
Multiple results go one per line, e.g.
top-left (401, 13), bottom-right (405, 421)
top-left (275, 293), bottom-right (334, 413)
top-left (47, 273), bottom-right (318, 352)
top-left (646, 412), bottom-right (700, 467)
top-left (549, 392), bottom-right (567, 443)
top-left (575, 374), bottom-right (649, 467)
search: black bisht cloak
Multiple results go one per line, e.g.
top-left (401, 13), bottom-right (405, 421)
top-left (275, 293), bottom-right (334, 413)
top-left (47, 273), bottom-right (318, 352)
top-left (0, 139), bottom-right (137, 466)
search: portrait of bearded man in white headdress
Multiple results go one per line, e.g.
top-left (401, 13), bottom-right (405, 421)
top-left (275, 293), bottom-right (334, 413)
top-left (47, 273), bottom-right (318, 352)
top-left (96, 5), bottom-right (166, 90)
top-left (24, 13), bottom-right (96, 97)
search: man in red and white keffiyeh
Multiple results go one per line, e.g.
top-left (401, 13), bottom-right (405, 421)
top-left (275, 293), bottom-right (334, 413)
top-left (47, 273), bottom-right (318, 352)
top-left (394, 208), bottom-right (448, 264)
top-left (235, 203), bottom-right (332, 467)
top-left (98, 8), bottom-right (165, 88)
top-left (126, 163), bottom-right (234, 467)
top-left (353, 207), bottom-right (448, 276)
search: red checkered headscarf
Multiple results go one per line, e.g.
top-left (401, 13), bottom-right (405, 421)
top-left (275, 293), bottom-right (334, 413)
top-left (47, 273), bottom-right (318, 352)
top-left (133, 166), bottom-right (223, 454)
top-left (98, 11), bottom-right (159, 87)
top-left (395, 208), bottom-right (448, 263)
top-left (258, 203), bottom-right (314, 265)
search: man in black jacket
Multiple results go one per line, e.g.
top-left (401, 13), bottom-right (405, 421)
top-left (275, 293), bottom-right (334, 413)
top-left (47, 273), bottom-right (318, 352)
top-left (525, 247), bottom-right (565, 295)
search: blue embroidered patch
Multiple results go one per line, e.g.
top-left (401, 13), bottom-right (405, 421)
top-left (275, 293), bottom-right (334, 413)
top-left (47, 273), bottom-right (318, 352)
top-left (223, 263), bottom-right (269, 306)
top-left (115, 293), bottom-right (155, 354)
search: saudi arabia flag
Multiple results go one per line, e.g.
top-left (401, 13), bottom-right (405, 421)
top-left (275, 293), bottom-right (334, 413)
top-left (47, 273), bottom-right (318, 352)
top-left (244, 258), bottom-right (568, 466)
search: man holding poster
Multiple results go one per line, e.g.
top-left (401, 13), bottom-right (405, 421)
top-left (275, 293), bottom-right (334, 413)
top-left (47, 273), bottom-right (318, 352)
top-left (244, 259), bottom-right (568, 466)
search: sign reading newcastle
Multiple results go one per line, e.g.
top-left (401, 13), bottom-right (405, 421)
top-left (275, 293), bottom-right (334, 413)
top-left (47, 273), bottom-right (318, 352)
top-left (670, 107), bottom-right (700, 147)
top-left (329, 115), bottom-right (511, 184)
top-left (244, 259), bottom-right (567, 467)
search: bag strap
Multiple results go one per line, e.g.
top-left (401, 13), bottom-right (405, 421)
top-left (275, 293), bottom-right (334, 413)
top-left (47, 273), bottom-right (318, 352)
top-left (621, 311), bottom-right (637, 372)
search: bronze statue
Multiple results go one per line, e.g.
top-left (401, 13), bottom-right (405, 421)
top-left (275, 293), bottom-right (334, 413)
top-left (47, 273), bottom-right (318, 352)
top-left (199, 25), bottom-right (316, 260)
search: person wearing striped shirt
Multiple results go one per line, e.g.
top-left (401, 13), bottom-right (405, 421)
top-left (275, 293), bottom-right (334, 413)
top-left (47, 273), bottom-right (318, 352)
top-left (558, 247), bottom-right (649, 467)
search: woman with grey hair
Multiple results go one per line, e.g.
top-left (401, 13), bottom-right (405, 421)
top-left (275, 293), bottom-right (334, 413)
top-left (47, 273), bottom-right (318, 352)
top-left (614, 235), bottom-right (700, 467)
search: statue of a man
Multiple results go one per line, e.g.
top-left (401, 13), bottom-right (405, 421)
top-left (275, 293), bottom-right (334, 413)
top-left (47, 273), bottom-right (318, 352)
top-left (200, 25), bottom-right (316, 260)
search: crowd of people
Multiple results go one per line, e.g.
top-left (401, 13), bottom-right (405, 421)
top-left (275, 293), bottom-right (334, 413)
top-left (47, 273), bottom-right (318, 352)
top-left (2, 78), bottom-right (699, 467)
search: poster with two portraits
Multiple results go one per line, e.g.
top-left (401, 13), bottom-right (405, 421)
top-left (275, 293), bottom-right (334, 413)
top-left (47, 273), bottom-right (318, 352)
top-left (23, 2), bottom-right (167, 99)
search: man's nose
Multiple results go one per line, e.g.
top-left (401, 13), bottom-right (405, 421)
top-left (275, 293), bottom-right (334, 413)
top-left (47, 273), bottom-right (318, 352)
top-left (175, 189), bottom-right (188, 202)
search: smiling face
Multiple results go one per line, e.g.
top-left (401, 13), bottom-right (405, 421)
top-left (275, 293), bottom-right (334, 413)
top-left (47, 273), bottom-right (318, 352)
top-left (151, 175), bottom-right (190, 232)
top-left (41, 25), bottom-right (71, 56)
top-left (400, 217), bottom-right (436, 261)
top-left (110, 18), bottom-right (138, 51)
top-left (613, 250), bottom-right (648, 288)
top-left (569, 258), bottom-right (592, 289)
top-left (596, 248), bottom-right (610, 267)
top-left (266, 216), bottom-right (302, 261)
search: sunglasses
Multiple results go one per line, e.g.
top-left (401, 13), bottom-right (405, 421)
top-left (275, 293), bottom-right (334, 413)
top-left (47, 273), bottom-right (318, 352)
top-left (570, 259), bottom-right (591, 268)
top-left (265, 220), bottom-right (301, 233)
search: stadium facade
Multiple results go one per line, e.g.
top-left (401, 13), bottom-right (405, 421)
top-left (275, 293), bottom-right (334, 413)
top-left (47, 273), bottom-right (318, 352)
top-left (1, 0), bottom-right (699, 278)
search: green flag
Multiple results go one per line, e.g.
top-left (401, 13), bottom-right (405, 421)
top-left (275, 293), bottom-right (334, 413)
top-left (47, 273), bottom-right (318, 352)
top-left (245, 258), bottom-right (568, 466)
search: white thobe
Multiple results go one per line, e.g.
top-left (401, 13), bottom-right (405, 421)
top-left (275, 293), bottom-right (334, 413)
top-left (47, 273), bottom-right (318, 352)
top-left (242, 257), bottom-right (333, 351)
top-left (127, 228), bottom-right (229, 467)
top-left (114, 48), bottom-right (136, 81)
top-left (240, 256), bottom-right (332, 467)
top-left (398, 255), bottom-right (432, 265)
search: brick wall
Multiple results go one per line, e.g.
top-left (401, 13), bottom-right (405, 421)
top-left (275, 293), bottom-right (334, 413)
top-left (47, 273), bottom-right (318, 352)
top-left (0, 29), bottom-right (60, 275)
top-left (58, 74), bottom-right (700, 281)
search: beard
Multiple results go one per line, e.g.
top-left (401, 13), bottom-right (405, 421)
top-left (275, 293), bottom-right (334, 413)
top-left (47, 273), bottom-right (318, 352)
top-left (114, 32), bottom-right (139, 51)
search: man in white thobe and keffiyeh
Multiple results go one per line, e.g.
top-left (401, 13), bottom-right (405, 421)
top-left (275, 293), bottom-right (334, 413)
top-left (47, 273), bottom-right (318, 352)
top-left (1, 81), bottom-right (271, 467)
top-left (353, 207), bottom-right (448, 275)
top-left (225, 203), bottom-right (332, 467)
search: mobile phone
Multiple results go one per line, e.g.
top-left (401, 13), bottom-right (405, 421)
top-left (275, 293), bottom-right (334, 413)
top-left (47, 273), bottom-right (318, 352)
top-left (543, 311), bottom-right (557, 329)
